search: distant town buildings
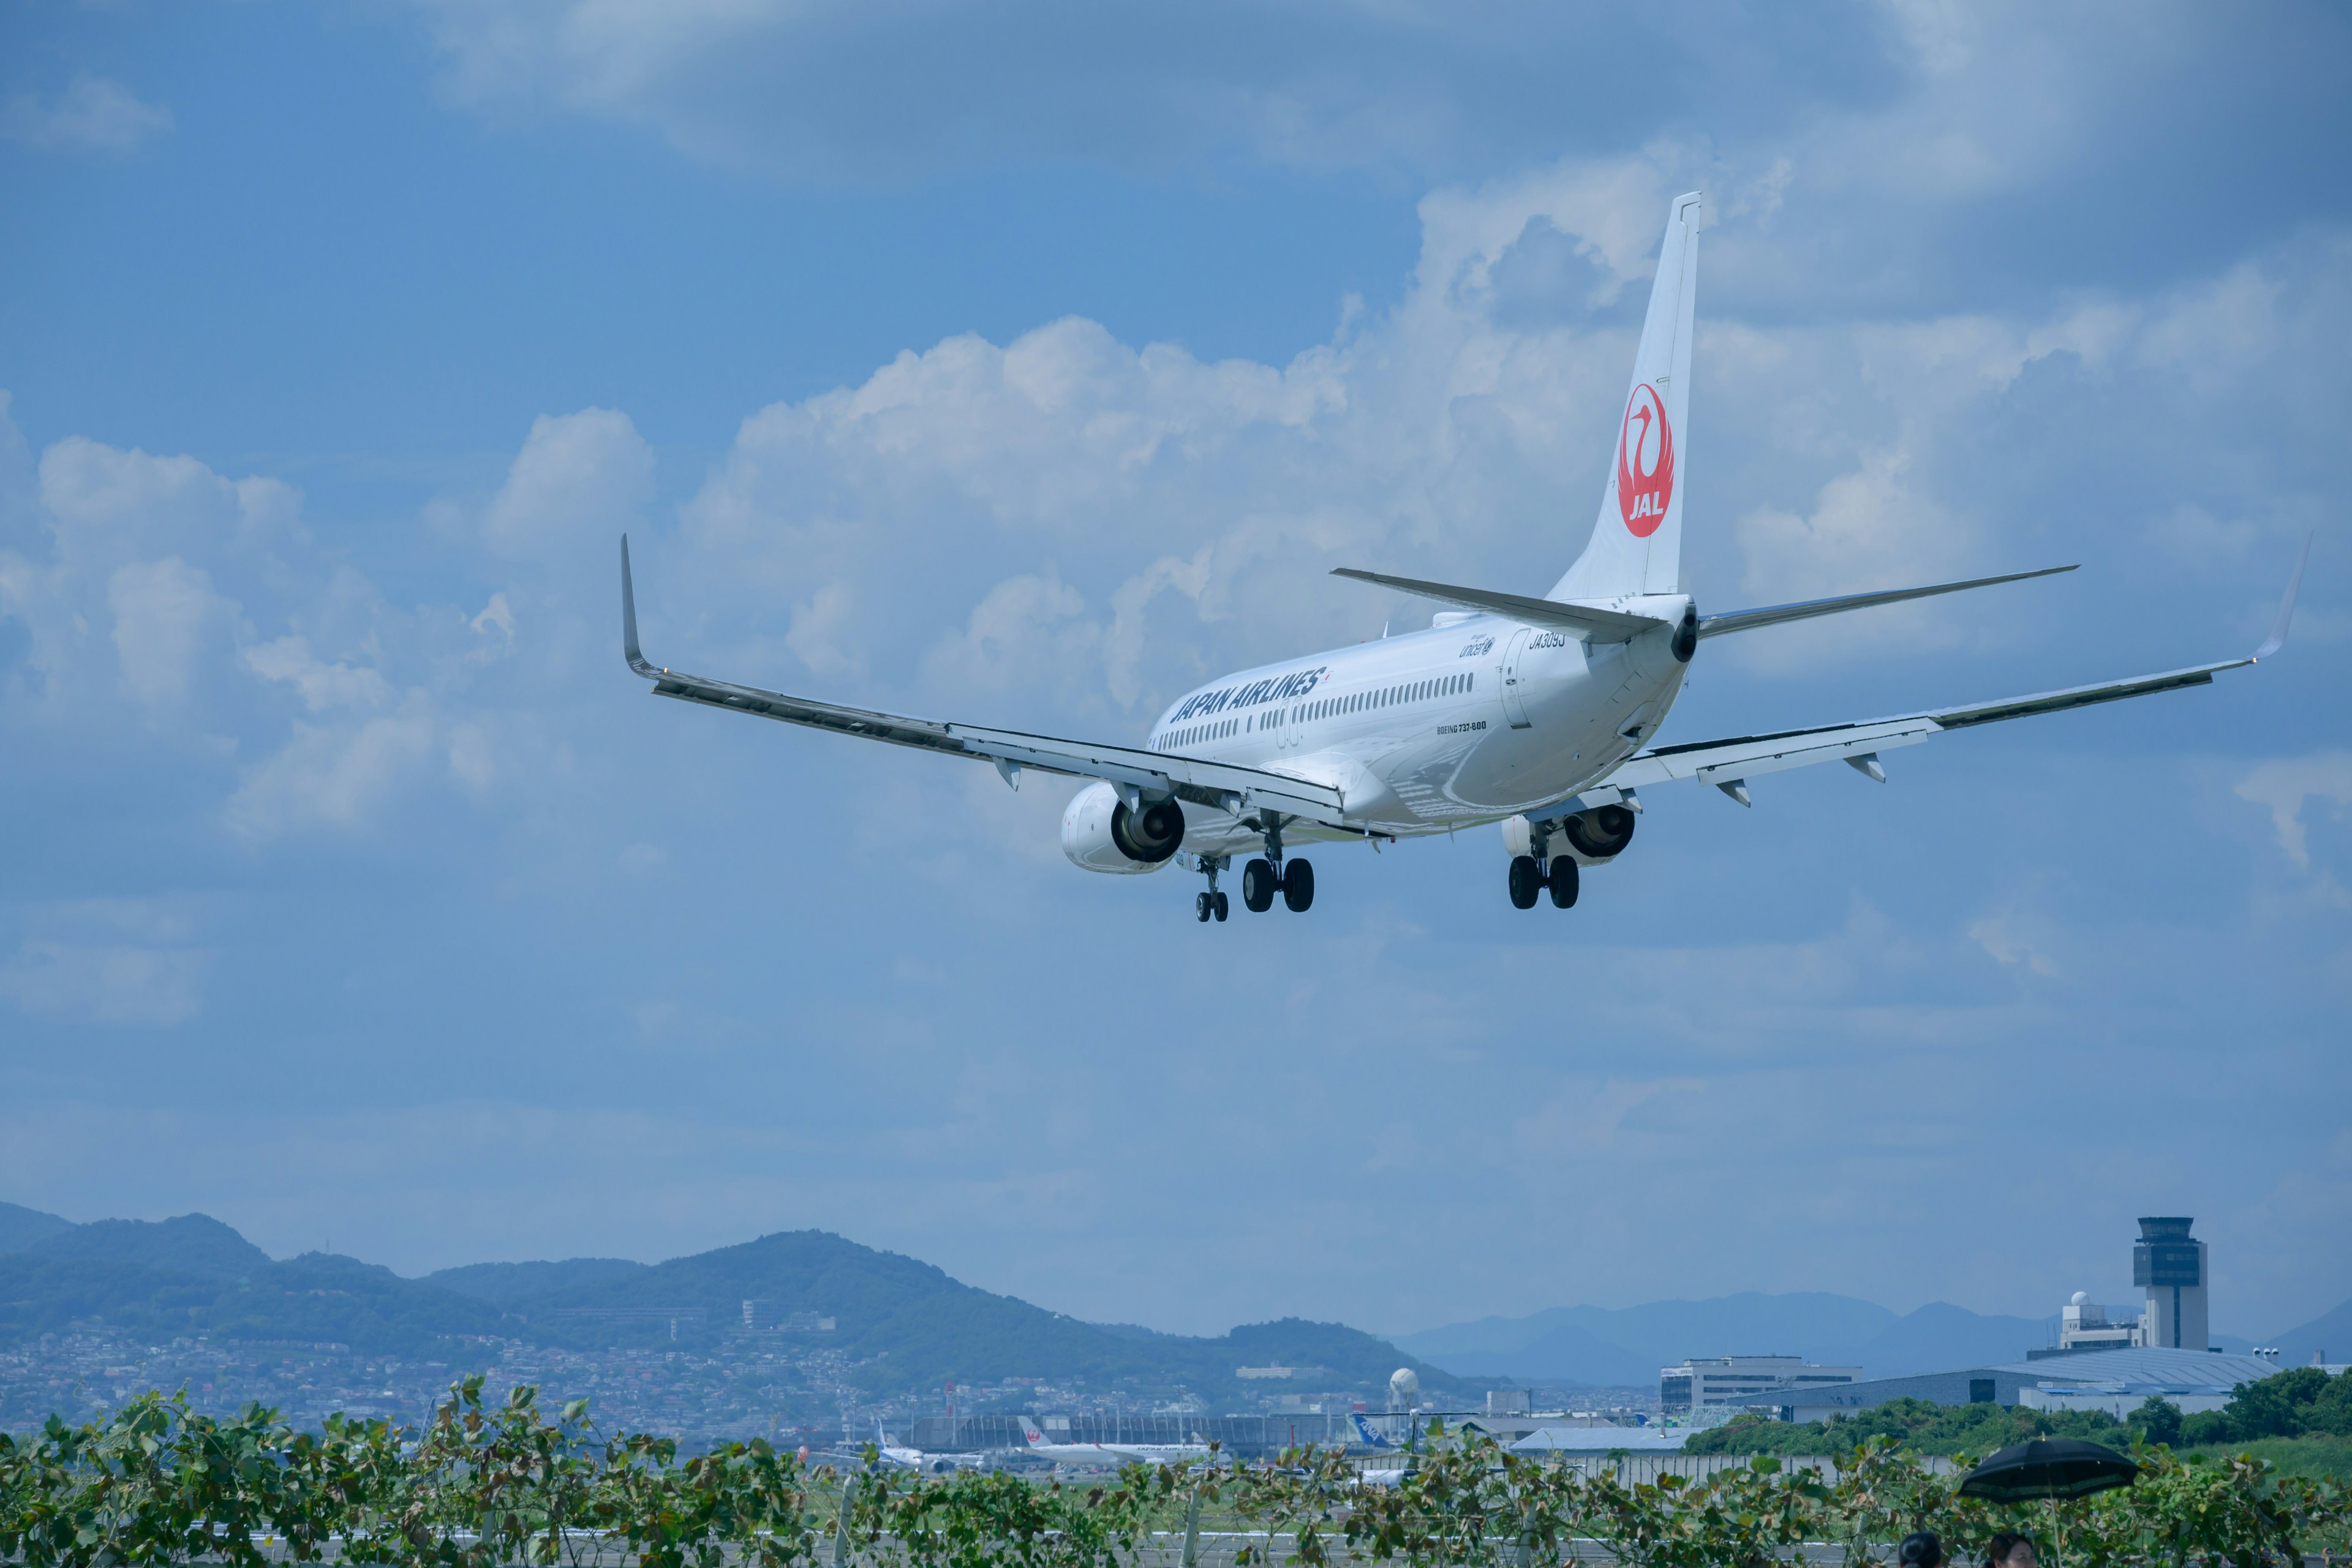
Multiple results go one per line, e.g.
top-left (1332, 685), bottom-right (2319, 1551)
top-left (1658, 1355), bottom-right (1860, 1412)
top-left (741, 1301), bottom-right (835, 1332)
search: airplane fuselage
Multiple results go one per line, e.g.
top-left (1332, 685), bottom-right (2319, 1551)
top-left (1143, 596), bottom-right (1693, 854)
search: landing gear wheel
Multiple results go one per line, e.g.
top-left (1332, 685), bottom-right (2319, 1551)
top-left (1196, 891), bottom-right (1213, 922)
top-left (1281, 858), bottom-right (1315, 913)
top-left (1548, 857), bottom-right (1580, 909)
top-left (1242, 858), bottom-right (1277, 913)
top-left (1508, 854), bottom-right (1542, 909)
top-left (1213, 891), bottom-right (1229, 921)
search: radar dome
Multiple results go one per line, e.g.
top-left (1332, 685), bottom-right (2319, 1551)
top-left (1388, 1367), bottom-right (1421, 1411)
top-left (2071, 1291), bottom-right (2089, 1306)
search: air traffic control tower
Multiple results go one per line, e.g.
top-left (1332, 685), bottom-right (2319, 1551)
top-left (2133, 1216), bottom-right (2209, 1351)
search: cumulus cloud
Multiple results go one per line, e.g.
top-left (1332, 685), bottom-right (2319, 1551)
top-left (109, 557), bottom-right (239, 706)
top-left (2, 74), bottom-right (174, 156)
top-left (481, 409), bottom-right (654, 557)
top-left (2237, 753), bottom-right (2352, 872)
top-left (0, 401), bottom-right (517, 842)
top-left (224, 698), bottom-right (440, 839)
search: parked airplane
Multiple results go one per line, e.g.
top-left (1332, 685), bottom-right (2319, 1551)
top-left (1014, 1423), bottom-right (1210, 1468)
top-left (620, 192), bottom-right (2307, 919)
top-left (873, 1422), bottom-right (981, 1473)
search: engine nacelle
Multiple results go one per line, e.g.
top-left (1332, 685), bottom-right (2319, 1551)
top-left (1061, 781), bottom-right (1185, 874)
top-left (1502, 803), bottom-right (1638, 865)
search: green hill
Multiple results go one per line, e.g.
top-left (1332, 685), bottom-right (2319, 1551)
top-left (504, 1228), bottom-right (1466, 1401)
top-left (0, 1203), bottom-right (74, 1256)
top-left (26, 1213), bottom-right (271, 1277)
top-left (0, 1216), bottom-right (509, 1357)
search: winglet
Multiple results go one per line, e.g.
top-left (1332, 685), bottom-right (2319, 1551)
top-left (2252, 532), bottom-right (2312, 661)
top-left (621, 534), bottom-right (659, 677)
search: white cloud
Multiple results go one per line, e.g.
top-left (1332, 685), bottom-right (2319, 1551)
top-left (918, 571), bottom-right (1098, 699)
top-left (224, 696), bottom-right (440, 839)
top-left (243, 634), bottom-right (395, 712)
top-left (2, 74), bottom-right (173, 156)
top-left (2237, 753), bottom-right (2352, 872)
top-left (481, 409), bottom-right (654, 557)
top-left (108, 557), bottom-right (238, 706)
top-left (0, 942), bottom-right (203, 1026)
top-left (1968, 914), bottom-right (2060, 978)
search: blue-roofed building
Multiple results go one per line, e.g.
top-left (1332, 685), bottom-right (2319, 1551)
top-left (1721, 1347), bottom-right (2285, 1423)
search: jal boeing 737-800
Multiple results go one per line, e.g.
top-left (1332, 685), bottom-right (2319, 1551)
top-left (620, 192), bottom-right (2307, 921)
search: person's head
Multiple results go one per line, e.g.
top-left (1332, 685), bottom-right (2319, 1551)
top-left (1985, 1534), bottom-right (2038, 1568)
top-left (1899, 1533), bottom-right (1944, 1568)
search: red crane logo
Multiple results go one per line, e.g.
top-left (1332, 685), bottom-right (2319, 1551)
top-left (1617, 382), bottom-right (1674, 538)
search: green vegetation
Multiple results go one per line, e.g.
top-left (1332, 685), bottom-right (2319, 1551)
top-left (2178, 1435), bottom-right (2352, 1480)
top-left (1686, 1398), bottom-right (2133, 1458)
top-left (4, 1395), bottom-right (2347, 1568)
top-left (2177, 1365), bottom-right (2352, 1445)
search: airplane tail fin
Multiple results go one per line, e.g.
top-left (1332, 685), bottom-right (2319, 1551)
top-left (1550, 192), bottom-right (1703, 602)
top-left (1352, 1414), bottom-right (1393, 1449)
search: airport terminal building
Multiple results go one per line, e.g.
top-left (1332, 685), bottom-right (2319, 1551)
top-left (1721, 1346), bottom-right (2282, 1422)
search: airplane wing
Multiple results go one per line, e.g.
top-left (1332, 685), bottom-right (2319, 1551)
top-left (621, 538), bottom-right (1349, 826)
top-left (1589, 536), bottom-right (2309, 807)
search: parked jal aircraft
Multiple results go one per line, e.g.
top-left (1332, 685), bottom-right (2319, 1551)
top-left (622, 192), bottom-right (2307, 921)
top-left (1014, 1423), bottom-right (1210, 1468)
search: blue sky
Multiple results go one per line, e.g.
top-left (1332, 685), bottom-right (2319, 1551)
top-left (2, 0), bottom-right (2348, 1344)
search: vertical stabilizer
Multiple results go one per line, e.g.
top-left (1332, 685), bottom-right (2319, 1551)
top-left (1550, 192), bottom-right (1702, 600)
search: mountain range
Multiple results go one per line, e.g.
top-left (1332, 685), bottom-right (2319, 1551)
top-left (0, 1203), bottom-right (1463, 1402)
top-left (4, 1202), bottom-right (2343, 1400)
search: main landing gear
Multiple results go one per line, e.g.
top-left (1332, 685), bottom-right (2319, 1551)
top-left (1507, 818), bottom-right (1579, 911)
top-left (1225, 813), bottom-right (1314, 916)
top-left (1507, 854), bottom-right (1578, 910)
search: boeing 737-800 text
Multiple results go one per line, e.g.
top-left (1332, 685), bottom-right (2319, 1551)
top-left (621, 192), bottom-right (2306, 920)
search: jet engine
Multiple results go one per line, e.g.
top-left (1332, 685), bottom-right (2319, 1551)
top-left (1061, 780), bottom-right (1186, 873)
top-left (1501, 802), bottom-right (1638, 865)
top-left (1561, 802), bottom-right (1637, 861)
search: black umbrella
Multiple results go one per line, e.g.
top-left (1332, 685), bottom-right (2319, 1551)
top-left (1959, 1439), bottom-right (2139, 1504)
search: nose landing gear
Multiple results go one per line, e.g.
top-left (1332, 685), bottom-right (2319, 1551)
top-left (1190, 854), bottom-right (1231, 922)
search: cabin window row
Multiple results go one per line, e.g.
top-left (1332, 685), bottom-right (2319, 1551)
top-left (1158, 672), bottom-right (1475, 748)
top-left (1293, 670), bottom-right (1474, 724)
top-left (1156, 717), bottom-right (1240, 751)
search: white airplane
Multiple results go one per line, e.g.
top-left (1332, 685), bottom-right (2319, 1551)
top-left (872, 1420), bottom-right (982, 1472)
top-left (1012, 1422), bottom-right (1210, 1468)
top-left (620, 192), bottom-right (2308, 921)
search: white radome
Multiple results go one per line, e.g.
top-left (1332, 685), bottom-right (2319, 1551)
top-left (1389, 1368), bottom-right (1420, 1410)
top-left (2071, 1291), bottom-right (2090, 1306)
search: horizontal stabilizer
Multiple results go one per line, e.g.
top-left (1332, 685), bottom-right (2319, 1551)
top-left (1697, 565), bottom-right (2075, 639)
top-left (1330, 568), bottom-right (1670, 641)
